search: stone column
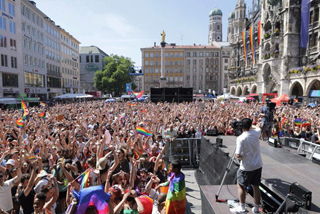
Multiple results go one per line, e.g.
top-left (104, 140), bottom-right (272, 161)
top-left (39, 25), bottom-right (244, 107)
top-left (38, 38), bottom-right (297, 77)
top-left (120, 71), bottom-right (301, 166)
top-left (160, 42), bottom-right (167, 88)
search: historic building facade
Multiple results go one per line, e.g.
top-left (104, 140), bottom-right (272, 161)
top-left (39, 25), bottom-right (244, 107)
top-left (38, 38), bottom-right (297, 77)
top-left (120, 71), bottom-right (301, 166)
top-left (79, 45), bottom-right (108, 92)
top-left (227, 0), bottom-right (320, 102)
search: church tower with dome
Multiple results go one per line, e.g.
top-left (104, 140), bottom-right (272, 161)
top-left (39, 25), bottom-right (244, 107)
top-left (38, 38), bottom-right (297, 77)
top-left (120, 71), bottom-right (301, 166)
top-left (208, 7), bottom-right (223, 44)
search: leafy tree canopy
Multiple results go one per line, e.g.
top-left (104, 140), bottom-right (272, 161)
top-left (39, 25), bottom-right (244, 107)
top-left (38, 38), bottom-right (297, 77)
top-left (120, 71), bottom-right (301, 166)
top-left (94, 55), bottom-right (134, 96)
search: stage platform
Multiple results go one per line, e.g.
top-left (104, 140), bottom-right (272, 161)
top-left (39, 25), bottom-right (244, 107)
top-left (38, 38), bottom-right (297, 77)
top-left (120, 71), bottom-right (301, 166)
top-left (198, 135), bottom-right (320, 214)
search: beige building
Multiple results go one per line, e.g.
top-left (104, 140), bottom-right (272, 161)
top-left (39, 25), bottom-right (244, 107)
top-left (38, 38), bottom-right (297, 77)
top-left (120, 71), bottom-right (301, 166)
top-left (141, 43), bottom-right (227, 95)
top-left (60, 28), bottom-right (80, 94)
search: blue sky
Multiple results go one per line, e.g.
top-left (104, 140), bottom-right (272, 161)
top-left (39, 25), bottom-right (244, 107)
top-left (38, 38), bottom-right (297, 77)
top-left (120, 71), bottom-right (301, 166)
top-left (36, 0), bottom-right (251, 66)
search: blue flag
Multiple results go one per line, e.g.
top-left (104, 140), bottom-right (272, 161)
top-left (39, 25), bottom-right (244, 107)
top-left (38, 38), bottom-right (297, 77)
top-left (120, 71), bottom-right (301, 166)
top-left (300, 0), bottom-right (310, 48)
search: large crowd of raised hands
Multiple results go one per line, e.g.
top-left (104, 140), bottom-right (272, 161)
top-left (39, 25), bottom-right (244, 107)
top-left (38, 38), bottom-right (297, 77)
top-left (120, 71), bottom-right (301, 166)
top-left (0, 98), bottom-right (319, 214)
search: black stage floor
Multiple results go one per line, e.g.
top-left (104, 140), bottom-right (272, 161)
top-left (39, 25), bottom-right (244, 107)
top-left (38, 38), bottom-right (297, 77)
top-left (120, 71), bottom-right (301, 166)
top-left (200, 135), bottom-right (320, 214)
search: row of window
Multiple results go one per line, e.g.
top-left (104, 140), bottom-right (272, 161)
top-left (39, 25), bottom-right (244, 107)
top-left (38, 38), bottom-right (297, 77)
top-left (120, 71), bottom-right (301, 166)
top-left (145, 76), bottom-right (183, 82)
top-left (0, 35), bottom-right (16, 50)
top-left (23, 38), bottom-right (44, 55)
top-left (186, 52), bottom-right (220, 57)
top-left (24, 54), bottom-right (45, 68)
top-left (61, 44), bottom-right (77, 58)
top-left (21, 4), bottom-right (43, 28)
top-left (22, 22), bottom-right (44, 42)
top-left (45, 23), bottom-right (59, 40)
top-left (81, 55), bottom-right (100, 63)
top-left (61, 56), bottom-right (79, 68)
top-left (46, 63), bottom-right (60, 75)
top-left (0, 54), bottom-right (17, 68)
top-left (1, 73), bottom-right (79, 89)
top-left (45, 37), bottom-right (59, 51)
top-left (144, 67), bottom-right (184, 74)
top-left (46, 50), bottom-right (60, 63)
top-left (145, 52), bottom-right (184, 58)
top-left (61, 34), bottom-right (78, 50)
top-left (62, 67), bottom-right (78, 77)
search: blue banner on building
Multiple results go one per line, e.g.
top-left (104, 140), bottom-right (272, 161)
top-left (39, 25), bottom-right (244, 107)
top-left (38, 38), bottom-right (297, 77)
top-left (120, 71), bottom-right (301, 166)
top-left (300, 0), bottom-right (310, 48)
top-left (126, 83), bottom-right (132, 94)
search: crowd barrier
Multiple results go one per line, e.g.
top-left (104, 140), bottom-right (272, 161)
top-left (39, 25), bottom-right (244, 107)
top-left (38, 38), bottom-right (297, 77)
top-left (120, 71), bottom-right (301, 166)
top-left (165, 137), bottom-right (201, 167)
top-left (279, 137), bottom-right (320, 162)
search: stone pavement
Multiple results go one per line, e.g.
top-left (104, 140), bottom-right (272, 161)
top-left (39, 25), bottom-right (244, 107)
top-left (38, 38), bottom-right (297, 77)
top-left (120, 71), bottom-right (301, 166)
top-left (183, 169), bottom-right (202, 214)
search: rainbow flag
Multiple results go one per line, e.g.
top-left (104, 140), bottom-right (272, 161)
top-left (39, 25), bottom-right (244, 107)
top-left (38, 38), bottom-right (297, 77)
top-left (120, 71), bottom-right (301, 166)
top-left (164, 135), bottom-right (171, 139)
top-left (73, 185), bottom-right (110, 214)
top-left (294, 118), bottom-right (302, 126)
top-left (302, 119), bottom-right (311, 127)
top-left (136, 126), bottom-right (152, 137)
top-left (39, 112), bottom-right (45, 118)
top-left (250, 27), bottom-right (256, 65)
top-left (135, 90), bottom-right (144, 98)
top-left (280, 117), bottom-right (287, 128)
top-left (21, 100), bottom-right (29, 120)
top-left (81, 109), bottom-right (86, 114)
top-left (258, 21), bottom-right (261, 45)
top-left (16, 119), bottom-right (24, 129)
top-left (107, 109), bottom-right (113, 113)
top-left (78, 168), bottom-right (91, 189)
top-left (29, 156), bottom-right (36, 161)
top-left (129, 103), bottom-right (137, 107)
top-left (165, 173), bottom-right (186, 214)
top-left (40, 102), bottom-right (46, 107)
top-left (242, 31), bottom-right (248, 66)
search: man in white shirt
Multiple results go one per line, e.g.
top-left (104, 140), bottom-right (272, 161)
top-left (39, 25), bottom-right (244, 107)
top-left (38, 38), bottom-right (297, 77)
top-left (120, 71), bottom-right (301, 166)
top-left (0, 167), bottom-right (22, 212)
top-left (231, 118), bottom-right (263, 214)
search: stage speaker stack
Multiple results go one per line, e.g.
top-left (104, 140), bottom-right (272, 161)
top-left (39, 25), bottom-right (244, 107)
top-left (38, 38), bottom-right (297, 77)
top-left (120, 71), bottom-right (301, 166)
top-left (216, 137), bottom-right (223, 147)
top-left (150, 87), bottom-right (193, 103)
top-left (288, 182), bottom-right (312, 210)
top-left (207, 129), bottom-right (218, 136)
top-left (268, 137), bottom-right (278, 147)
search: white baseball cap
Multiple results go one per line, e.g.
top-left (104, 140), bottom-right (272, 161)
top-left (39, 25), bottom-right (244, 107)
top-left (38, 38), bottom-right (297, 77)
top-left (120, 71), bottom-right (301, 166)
top-left (5, 159), bottom-right (15, 166)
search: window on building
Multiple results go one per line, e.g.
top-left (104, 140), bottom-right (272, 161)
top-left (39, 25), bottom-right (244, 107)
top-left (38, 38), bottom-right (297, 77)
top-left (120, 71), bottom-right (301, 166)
top-left (187, 60), bottom-right (190, 65)
top-left (0, 17), bottom-right (6, 30)
top-left (193, 52), bottom-right (197, 57)
top-left (150, 61), bottom-right (154, 65)
top-left (95, 55), bottom-right (99, 63)
top-left (175, 53), bottom-right (178, 57)
top-left (186, 52), bottom-right (190, 57)
top-left (165, 53), bottom-right (168, 57)
top-left (86, 55), bottom-right (89, 63)
top-left (0, 35), bottom-right (6, 48)
top-left (11, 56), bottom-right (17, 68)
top-left (8, 2), bottom-right (14, 16)
top-left (165, 61), bottom-right (168, 65)
top-left (145, 53), bottom-right (149, 57)
top-left (145, 61), bottom-right (149, 65)
top-left (180, 68), bottom-right (183, 73)
top-left (155, 68), bottom-right (159, 73)
top-left (315, 8), bottom-right (319, 23)
top-left (193, 60), bottom-right (197, 64)
top-left (155, 61), bottom-right (158, 65)
top-left (170, 53), bottom-right (173, 57)
top-left (170, 61), bottom-right (173, 65)
top-left (47, 76), bottom-right (61, 88)
top-left (170, 67), bottom-right (173, 73)
top-left (155, 53), bottom-right (159, 57)
top-left (1, 54), bottom-right (7, 67)
top-left (0, 0), bottom-right (5, 12)
top-left (3, 73), bottom-right (18, 87)
top-left (150, 68), bottom-right (153, 73)
top-left (24, 72), bottom-right (45, 87)
top-left (224, 59), bottom-right (228, 63)
top-left (150, 53), bottom-right (154, 57)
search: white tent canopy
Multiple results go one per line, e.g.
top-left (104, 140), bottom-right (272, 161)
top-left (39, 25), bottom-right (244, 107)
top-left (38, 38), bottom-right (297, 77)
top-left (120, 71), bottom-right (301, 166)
top-left (53, 93), bottom-right (93, 99)
top-left (217, 94), bottom-right (239, 100)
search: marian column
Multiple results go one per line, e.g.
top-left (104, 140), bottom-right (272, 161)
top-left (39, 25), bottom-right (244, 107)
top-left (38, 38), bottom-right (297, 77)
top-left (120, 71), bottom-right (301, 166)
top-left (160, 30), bottom-right (167, 88)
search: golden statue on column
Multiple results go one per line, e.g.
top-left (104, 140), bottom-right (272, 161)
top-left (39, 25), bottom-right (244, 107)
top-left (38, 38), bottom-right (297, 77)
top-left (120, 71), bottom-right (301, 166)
top-left (161, 30), bottom-right (166, 43)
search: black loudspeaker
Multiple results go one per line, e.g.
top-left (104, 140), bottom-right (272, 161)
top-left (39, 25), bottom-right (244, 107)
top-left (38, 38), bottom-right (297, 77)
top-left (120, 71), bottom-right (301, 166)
top-left (150, 87), bottom-right (193, 103)
top-left (207, 129), bottom-right (218, 136)
top-left (289, 182), bottom-right (312, 210)
top-left (268, 137), bottom-right (278, 147)
top-left (216, 137), bottom-right (223, 147)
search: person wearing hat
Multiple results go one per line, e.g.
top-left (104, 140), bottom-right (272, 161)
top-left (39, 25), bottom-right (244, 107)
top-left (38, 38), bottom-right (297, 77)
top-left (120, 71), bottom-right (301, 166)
top-left (0, 160), bottom-right (22, 213)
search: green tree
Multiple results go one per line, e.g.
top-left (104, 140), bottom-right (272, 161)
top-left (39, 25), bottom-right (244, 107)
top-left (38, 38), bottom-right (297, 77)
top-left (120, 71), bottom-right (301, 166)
top-left (94, 55), bottom-right (134, 96)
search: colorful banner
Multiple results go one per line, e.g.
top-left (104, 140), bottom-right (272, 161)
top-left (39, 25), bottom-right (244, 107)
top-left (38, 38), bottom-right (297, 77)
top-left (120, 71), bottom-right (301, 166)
top-left (258, 21), bottom-right (261, 45)
top-left (300, 0), bottom-right (310, 48)
top-left (242, 31), bottom-right (248, 67)
top-left (126, 83), bottom-right (132, 94)
top-left (250, 27), bottom-right (256, 65)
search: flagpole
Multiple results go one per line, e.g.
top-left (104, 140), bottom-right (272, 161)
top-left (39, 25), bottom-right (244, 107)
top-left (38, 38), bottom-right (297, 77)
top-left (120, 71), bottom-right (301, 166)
top-left (71, 167), bottom-right (92, 184)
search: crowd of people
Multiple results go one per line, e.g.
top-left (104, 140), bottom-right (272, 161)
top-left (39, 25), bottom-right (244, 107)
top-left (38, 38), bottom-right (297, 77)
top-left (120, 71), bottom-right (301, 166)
top-left (0, 98), bottom-right (319, 214)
